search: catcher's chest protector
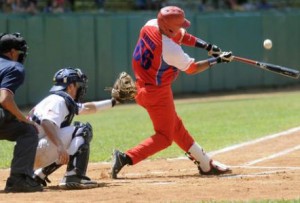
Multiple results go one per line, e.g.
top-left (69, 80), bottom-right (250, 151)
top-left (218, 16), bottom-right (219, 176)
top-left (52, 91), bottom-right (78, 127)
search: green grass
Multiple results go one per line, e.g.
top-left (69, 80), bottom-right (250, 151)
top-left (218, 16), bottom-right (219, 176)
top-left (1, 90), bottom-right (300, 169)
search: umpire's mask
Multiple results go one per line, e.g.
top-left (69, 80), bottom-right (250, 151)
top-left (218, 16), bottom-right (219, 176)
top-left (0, 32), bottom-right (28, 64)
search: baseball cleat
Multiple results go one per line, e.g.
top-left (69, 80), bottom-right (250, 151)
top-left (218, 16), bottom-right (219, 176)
top-left (59, 175), bottom-right (98, 189)
top-left (4, 174), bottom-right (43, 193)
top-left (33, 174), bottom-right (51, 187)
top-left (111, 149), bottom-right (128, 179)
top-left (199, 160), bottom-right (232, 175)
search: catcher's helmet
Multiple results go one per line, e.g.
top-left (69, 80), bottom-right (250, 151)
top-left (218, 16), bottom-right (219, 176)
top-left (157, 6), bottom-right (190, 38)
top-left (0, 32), bottom-right (28, 64)
top-left (50, 68), bottom-right (88, 102)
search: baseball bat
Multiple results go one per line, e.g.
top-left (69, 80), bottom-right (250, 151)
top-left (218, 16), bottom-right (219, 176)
top-left (233, 56), bottom-right (300, 79)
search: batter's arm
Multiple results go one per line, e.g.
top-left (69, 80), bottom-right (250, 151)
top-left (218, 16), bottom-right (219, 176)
top-left (185, 52), bottom-right (234, 75)
top-left (185, 60), bottom-right (211, 75)
top-left (172, 29), bottom-right (222, 57)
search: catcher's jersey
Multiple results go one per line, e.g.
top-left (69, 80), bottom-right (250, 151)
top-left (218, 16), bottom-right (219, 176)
top-left (132, 19), bottom-right (194, 86)
top-left (30, 94), bottom-right (83, 128)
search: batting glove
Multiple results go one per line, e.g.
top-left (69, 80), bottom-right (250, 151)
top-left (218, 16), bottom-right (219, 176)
top-left (207, 51), bottom-right (233, 66)
top-left (219, 51), bottom-right (234, 63)
top-left (206, 44), bottom-right (222, 57)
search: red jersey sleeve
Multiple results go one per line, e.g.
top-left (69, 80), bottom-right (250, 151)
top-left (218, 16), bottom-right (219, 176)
top-left (172, 28), bottom-right (197, 47)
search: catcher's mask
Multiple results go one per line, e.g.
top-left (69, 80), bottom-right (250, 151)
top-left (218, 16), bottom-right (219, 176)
top-left (157, 6), bottom-right (190, 38)
top-left (0, 32), bottom-right (28, 64)
top-left (49, 68), bottom-right (88, 102)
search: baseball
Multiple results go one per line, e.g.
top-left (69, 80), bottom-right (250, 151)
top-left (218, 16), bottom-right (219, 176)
top-left (263, 39), bottom-right (272, 49)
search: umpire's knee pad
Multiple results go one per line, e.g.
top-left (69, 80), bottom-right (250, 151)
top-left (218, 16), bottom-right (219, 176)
top-left (73, 121), bottom-right (93, 144)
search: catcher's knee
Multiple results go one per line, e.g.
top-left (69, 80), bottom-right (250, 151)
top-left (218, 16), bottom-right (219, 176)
top-left (67, 122), bottom-right (92, 176)
top-left (73, 121), bottom-right (93, 143)
top-left (68, 122), bottom-right (93, 155)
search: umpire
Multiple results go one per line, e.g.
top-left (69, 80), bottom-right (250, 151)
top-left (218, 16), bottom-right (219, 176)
top-left (0, 33), bottom-right (42, 192)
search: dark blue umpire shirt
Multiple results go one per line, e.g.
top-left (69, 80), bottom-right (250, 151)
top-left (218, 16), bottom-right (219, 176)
top-left (0, 55), bottom-right (25, 94)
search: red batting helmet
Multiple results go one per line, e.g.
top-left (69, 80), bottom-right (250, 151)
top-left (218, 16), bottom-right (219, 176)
top-left (157, 6), bottom-right (190, 38)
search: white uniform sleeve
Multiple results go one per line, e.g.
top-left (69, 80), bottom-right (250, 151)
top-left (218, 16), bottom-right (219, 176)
top-left (162, 35), bottom-right (195, 71)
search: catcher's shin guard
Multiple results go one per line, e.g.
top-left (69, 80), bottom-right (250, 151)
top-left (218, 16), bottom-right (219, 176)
top-left (67, 143), bottom-right (90, 176)
top-left (60, 144), bottom-right (97, 189)
top-left (111, 149), bottom-right (132, 179)
top-left (33, 162), bottom-right (62, 186)
top-left (67, 121), bottom-right (93, 175)
top-left (59, 122), bottom-right (98, 189)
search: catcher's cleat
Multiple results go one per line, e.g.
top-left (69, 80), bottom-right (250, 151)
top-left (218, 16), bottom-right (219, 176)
top-left (33, 174), bottom-right (51, 187)
top-left (59, 175), bottom-right (98, 189)
top-left (111, 149), bottom-right (132, 179)
top-left (199, 160), bottom-right (232, 175)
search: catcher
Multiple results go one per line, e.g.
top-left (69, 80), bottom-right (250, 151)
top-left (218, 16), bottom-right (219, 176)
top-left (30, 68), bottom-right (134, 189)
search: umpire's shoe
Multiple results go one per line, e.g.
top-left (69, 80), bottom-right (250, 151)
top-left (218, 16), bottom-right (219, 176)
top-left (4, 174), bottom-right (43, 193)
top-left (199, 160), bottom-right (232, 175)
top-left (111, 149), bottom-right (132, 179)
top-left (59, 175), bottom-right (98, 189)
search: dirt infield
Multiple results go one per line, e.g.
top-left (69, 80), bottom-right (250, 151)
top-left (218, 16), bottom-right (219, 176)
top-left (1, 127), bottom-right (300, 202)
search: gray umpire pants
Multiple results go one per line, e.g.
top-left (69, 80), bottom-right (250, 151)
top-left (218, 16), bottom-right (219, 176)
top-left (0, 120), bottom-right (38, 177)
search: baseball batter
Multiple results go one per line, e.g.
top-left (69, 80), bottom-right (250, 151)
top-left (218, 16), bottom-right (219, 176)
top-left (111, 6), bottom-right (233, 178)
top-left (30, 68), bottom-right (116, 189)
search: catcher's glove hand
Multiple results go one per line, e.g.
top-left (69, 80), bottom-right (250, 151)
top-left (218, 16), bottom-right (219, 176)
top-left (106, 72), bottom-right (137, 103)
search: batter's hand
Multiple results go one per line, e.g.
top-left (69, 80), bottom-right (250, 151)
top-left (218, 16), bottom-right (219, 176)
top-left (219, 51), bottom-right (234, 63)
top-left (57, 145), bottom-right (69, 165)
top-left (206, 44), bottom-right (222, 57)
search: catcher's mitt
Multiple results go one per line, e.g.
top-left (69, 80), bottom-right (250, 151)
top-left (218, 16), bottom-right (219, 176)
top-left (106, 72), bottom-right (137, 103)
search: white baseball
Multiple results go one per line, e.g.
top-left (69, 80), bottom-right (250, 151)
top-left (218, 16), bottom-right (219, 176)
top-left (263, 39), bottom-right (272, 49)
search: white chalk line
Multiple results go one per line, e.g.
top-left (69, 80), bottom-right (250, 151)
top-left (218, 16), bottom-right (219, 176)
top-left (116, 126), bottom-right (300, 179)
top-left (93, 126), bottom-right (300, 166)
top-left (1, 127), bottom-right (299, 182)
top-left (208, 126), bottom-right (300, 156)
top-left (116, 167), bottom-right (300, 181)
top-left (244, 144), bottom-right (300, 166)
top-left (167, 126), bottom-right (300, 168)
top-left (116, 164), bottom-right (300, 179)
top-left (95, 126), bottom-right (300, 165)
top-left (221, 169), bottom-right (291, 179)
top-left (229, 165), bottom-right (300, 170)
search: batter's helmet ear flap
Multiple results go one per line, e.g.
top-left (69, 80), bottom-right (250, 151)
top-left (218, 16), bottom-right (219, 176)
top-left (157, 6), bottom-right (190, 38)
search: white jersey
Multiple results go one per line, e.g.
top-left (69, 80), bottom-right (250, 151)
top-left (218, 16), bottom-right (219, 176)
top-left (31, 94), bottom-right (83, 169)
top-left (32, 94), bottom-right (69, 128)
top-left (145, 19), bottom-right (194, 72)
